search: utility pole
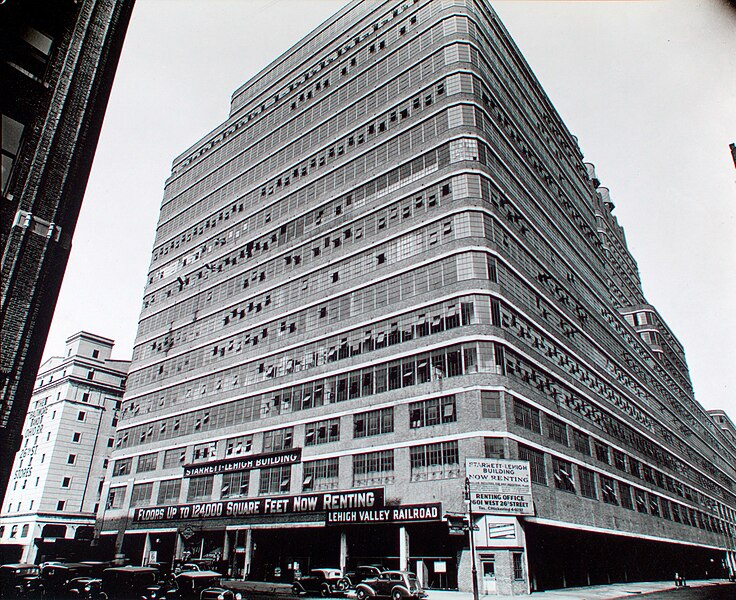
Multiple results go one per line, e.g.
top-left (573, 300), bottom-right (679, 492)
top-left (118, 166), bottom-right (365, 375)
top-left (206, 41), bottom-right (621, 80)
top-left (464, 477), bottom-right (480, 600)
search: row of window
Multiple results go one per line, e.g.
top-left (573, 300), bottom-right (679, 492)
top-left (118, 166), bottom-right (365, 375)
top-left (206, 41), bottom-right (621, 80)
top-left (114, 395), bottom-right (459, 476)
top-left (129, 249), bottom-right (486, 417)
top-left (513, 390), bottom-right (713, 506)
top-left (488, 193), bottom-right (735, 497)
top-left (482, 145), bottom-right (732, 480)
top-left (512, 397), bottom-right (717, 512)
top-left (516, 442), bottom-right (732, 537)
top-left (154, 53), bottom-right (452, 275)
top-left (0, 524), bottom-right (30, 539)
top-left (155, 54), bottom-right (442, 274)
top-left (139, 174), bottom-right (459, 362)
top-left (134, 263), bottom-right (481, 391)
top-left (109, 439), bottom-right (460, 509)
top-left (116, 341), bottom-right (498, 450)
top-left (157, 8), bottom-right (442, 240)
top-left (139, 140), bottom-right (454, 336)
top-left (169, 0), bottom-right (424, 195)
top-left (147, 110), bottom-right (455, 312)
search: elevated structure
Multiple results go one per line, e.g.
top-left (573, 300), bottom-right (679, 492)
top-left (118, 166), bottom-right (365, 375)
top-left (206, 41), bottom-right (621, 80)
top-left (101, 0), bottom-right (736, 593)
top-left (0, 0), bottom-right (134, 507)
top-left (0, 332), bottom-right (129, 563)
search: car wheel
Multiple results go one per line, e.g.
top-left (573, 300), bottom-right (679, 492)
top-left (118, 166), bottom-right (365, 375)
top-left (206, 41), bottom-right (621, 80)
top-left (356, 589), bottom-right (367, 600)
top-left (336, 578), bottom-right (349, 591)
top-left (392, 590), bottom-right (403, 600)
top-left (320, 584), bottom-right (332, 598)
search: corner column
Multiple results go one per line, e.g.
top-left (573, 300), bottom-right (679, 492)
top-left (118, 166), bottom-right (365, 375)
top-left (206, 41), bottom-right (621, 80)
top-left (339, 530), bottom-right (348, 574)
top-left (399, 526), bottom-right (410, 571)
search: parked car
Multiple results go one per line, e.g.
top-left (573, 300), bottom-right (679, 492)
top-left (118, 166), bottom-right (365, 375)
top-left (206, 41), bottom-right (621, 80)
top-left (292, 568), bottom-right (343, 597)
top-left (99, 566), bottom-right (163, 600)
top-left (41, 563), bottom-right (92, 598)
top-left (65, 577), bottom-right (103, 600)
top-left (0, 563), bottom-right (43, 599)
top-left (337, 566), bottom-right (385, 590)
top-left (355, 571), bottom-right (426, 600)
top-left (170, 570), bottom-right (241, 600)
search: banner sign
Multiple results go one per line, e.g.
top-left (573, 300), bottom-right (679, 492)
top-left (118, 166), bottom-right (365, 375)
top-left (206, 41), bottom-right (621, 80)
top-left (132, 488), bottom-right (384, 522)
top-left (465, 458), bottom-right (534, 515)
top-left (183, 448), bottom-right (301, 477)
top-left (326, 502), bottom-right (442, 525)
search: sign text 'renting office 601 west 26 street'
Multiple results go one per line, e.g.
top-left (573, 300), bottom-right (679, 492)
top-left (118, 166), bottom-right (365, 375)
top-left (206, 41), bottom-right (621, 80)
top-left (466, 458), bottom-right (534, 515)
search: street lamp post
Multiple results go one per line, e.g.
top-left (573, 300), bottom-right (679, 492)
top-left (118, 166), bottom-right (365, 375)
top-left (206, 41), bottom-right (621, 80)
top-left (464, 477), bottom-right (480, 600)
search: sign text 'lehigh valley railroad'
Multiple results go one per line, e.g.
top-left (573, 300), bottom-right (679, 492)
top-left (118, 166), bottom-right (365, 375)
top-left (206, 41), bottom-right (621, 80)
top-left (133, 488), bottom-right (383, 522)
top-left (326, 503), bottom-right (442, 524)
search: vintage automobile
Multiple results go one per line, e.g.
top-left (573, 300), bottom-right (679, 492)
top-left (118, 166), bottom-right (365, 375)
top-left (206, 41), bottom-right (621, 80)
top-left (99, 566), bottom-right (162, 599)
top-left (41, 563), bottom-right (94, 598)
top-left (292, 568), bottom-right (343, 597)
top-left (0, 563), bottom-right (43, 599)
top-left (337, 566), bottom-right (385, 590)
top-left (355, 571), bottom-right (426, 600)
top-left (65, 576), bottom-right (103, 600)
top-left (170, 570), bottom-right (241, 600)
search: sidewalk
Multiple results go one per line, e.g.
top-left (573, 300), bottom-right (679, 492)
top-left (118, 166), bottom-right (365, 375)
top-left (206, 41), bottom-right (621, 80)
top-left (425, 579), bottom-right (731, 599)
top-left (223, 578), bottom-right (734, 599)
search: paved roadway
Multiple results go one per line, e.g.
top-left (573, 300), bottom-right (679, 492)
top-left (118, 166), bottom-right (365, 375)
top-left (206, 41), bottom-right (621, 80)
top-left (225, 581), bottom-right (736, 600)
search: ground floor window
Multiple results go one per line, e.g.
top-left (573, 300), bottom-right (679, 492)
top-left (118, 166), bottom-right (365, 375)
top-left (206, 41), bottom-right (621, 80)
top-left (158, 479), bottom-right (181, 504)
top-left (187, 475), bottom-right (213, 501)
top-left (518, 444), bottom-right (546, 485)
top-left (302, 458), bottom-right (339, 491)
top-left (131, 482), bottom-right (153, 507)
top-left (222, 471), bottom-right (249, 498)
top-left (409, 440), bottom-right (460, 481)
top-left (259, 465), bottom-right (291, 495)
top-left (512, 552), bottom-right (524, 580)
top-left (353, 449), bottom-right (394, 486)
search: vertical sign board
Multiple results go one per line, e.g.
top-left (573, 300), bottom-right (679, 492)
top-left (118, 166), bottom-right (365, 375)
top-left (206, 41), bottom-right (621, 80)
top-left (465, 458), bottom-right (534, 515)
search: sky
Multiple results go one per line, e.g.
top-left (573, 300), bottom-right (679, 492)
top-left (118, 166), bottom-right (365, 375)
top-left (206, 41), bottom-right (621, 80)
top-left (43, 0), bottom-right (736, 418)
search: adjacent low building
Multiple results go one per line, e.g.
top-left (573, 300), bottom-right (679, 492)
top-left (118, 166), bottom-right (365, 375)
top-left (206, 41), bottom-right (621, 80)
top-left (0, 332), bottom-right (129, 563)
top-left (99, 0), bottom-right (736, 593)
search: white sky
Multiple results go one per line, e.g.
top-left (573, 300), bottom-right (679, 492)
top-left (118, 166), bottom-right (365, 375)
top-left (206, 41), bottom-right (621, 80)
top-left (43, 0), bottom-right (736, 419)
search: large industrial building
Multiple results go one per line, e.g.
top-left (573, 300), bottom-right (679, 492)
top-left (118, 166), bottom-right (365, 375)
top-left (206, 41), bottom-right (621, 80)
top-left (0, 0), bottom-right (134, 508)
top-left (100, 0), bottom-right (736, 593)
top-left (0, 332), bottom-right (129, 563)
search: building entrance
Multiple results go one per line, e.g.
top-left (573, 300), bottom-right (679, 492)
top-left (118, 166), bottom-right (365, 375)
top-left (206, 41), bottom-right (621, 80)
top-left (250, 527), bottom-right (342, 581)
top-left (480, 554), bottom-right (497, 595)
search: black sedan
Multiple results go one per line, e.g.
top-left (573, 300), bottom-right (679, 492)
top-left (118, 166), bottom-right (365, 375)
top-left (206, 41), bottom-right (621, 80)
top-left (292, 569), bottom-right (343, 597)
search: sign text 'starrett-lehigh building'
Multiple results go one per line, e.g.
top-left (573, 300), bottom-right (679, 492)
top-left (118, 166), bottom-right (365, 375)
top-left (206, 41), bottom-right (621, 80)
top-left (132, 488), bottom-right (384, 522)
top-left (466, 458), bottom-right (534, 515)
top-left (182, 448), bottom-right (302, 478)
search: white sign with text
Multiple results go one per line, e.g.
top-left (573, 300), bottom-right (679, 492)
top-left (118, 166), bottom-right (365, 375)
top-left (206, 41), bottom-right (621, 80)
top-left (466, 458), bottom-right (534, 515)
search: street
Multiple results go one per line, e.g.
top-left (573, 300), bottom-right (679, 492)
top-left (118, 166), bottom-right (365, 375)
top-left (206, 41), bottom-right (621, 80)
top-left (222, 582), bottom-right (736, 600)
top-left (625, 584), bottom-right (736, 600)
